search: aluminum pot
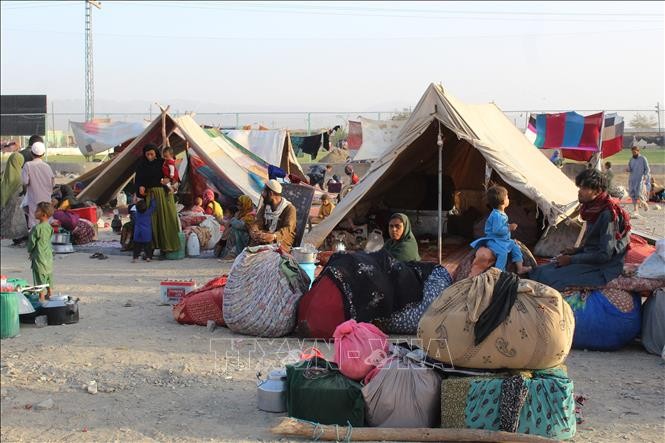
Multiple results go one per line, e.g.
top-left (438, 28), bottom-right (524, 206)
top-left (256, 369), bottom-right (287, 412)
top-left (291, 248), bottom-right (317, 264)
top-left (51, 232), bottom-right (71, 245)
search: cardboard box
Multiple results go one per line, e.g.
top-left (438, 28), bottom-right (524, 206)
top-left (159, 280), bottom-right (196, 305)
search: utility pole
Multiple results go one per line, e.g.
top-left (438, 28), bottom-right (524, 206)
top-left (85, 0), bottom-right (101, 122)
top-left (657, 102), bottom-right (662, 146)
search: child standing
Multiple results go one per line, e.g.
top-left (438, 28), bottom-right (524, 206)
top-left (470, 186), bottom-right (531, 274)
top-left (162, 147), bottom-right (180, 194)
top-left (27, 201), bottom-right (54, 301)
top-left (132, 198), bottom-right (156, 262)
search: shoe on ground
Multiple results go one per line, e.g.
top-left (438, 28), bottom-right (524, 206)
top-left (632, 212), bottom-right (642, 219)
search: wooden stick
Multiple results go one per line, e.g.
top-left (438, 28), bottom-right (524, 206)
top-left (271, 417), bottom-right (561, 442)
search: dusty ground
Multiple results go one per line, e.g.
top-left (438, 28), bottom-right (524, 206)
top-left (1, 205), bottom-right (664, 442)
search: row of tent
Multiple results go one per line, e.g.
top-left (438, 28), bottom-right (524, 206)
top-left (77, 83), bottom-right (579, 248)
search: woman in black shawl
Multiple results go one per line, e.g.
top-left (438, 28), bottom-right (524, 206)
top-left (134, 144), bottom-right (180, 253)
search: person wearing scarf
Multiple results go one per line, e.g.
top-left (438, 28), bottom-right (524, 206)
top-left (216, 195), bottom-right (256, 258)
top-left (134, 144), bottom-right (180, 254)
top-left (529, 169), bottom-right (631, 291)
top-left (382, 213), bottom-right (421, 262)
top-left (0, 142), bottom-right (29, 242)
top-left (251, 179), bottom-right (297, 251)
top-left (202, 188), bottom-right (224, 223)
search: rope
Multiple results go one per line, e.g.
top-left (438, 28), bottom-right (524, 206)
top-left (343, 421), bottom-right (353, 442)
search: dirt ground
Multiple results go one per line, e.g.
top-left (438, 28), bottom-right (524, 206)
top-left (1, 196), bottom-right (664, 442)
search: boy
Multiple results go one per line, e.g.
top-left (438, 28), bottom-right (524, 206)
top-left (470, 186), bottom-right (531, 274)
top-left (132, 198), bottom-right (156, 263)
top-left (162, 147), bottom-right (180, 193)
top-left (27, 201), bottom-right (54, 301)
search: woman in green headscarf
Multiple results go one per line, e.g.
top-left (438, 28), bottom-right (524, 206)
top-left (382, 212), bottom-right (420, 262)
top-left (1, 145), bottom-right (24, 208)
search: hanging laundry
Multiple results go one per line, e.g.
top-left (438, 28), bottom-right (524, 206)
top-left (268, 165), bottom-right (286, 180)
top-left (347, 121), bottom-right (362, 150)
top-left (323, 132), bottom-right (330, 151)
top-left (295, 134), bottom-right (323, 159)
top-left (291, 136), bottom-right (305, 155)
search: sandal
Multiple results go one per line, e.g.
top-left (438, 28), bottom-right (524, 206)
top-left (89, 252), bottom-right (102, 259)
top-left (97, 253), bottom-right (109, 260)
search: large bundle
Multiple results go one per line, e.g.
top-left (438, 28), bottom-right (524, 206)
top-left (223, 247), bottom-right (308, 337)
top-left (362, 354), bottom-right (442, 428)
top-left (440, 367), bottom-right (576, 440)
top-left (563, 289), bottom-right (641, 351)
top-left (642, 289), bottom-right (665, 355)
top-left (286, 358), bottom-right (365, 426)
top-left (295, 275), bottom-right (346, 339)
top-left (173, 276), bottom-right (226, 326)
top-left (418, 268), bottom-right (574, 369)
top-left (385, 266), bottom-right (452, 334)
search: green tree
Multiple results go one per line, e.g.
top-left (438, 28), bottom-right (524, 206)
top-left (629, 112), bottom-right (657, 129)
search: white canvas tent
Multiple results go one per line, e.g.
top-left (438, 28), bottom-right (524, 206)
top-left (223, 129), bottom-right (306, 180)
top-left (304, 83), bottom-right (579, 247)
top-left (78, 114), bottom-right (266, 206)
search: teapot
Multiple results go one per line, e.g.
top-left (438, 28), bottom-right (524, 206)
top-left (256, 369), bottom-right (287, 412)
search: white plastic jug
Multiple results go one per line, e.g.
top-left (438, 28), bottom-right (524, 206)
top-left (364, 229), bottom-right (385, 253)
top-left (186, 233), bottom-right (201, 257)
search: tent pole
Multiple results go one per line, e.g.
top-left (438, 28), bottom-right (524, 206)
top-left (437, 121), bottom-right (444, 265)
top-left (595, 111), bottom-right (605, 172)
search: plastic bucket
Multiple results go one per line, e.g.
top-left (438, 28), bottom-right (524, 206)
top-left (1, 292), bottom-right (20, 339)
top-left (165, 231), bottom-right (186, 260)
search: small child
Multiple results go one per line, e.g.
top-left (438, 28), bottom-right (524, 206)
top-left (190, 196), bottom-right (204, 213)
top-left (132, 198), bottom-right (156, 263)
top-left (470, 186), bottom-right (531, 274)
top-left (27, 201), bottom-right (54, 301)
top-left (162, 147), bottom-right (180, 194)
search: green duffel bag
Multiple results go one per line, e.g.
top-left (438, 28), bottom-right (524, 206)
top-left (286, 357), bottom-right (365, 426)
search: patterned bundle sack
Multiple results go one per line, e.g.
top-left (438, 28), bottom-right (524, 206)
top-left (385, 266), bottom-right (452, 334)
top-left (223, 247), bottom-right (308, 337)
top-left (418, 268), bottom-right (574, 369)
top-left (173, 276), bottom-right (227, 326)
top-left (333, 319), bottom-right (388, 381)
top-left (563, 289), bottom-right (641, 351)
top-left (642, 289), bottom-right (665, 355)
top-left (362, 354), bottom-right (442, 427)
top-left (441, 367), bottom-right (576, 440)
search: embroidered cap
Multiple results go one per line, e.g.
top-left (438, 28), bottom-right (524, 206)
top-left (266, 179), bottom-right (283, 195)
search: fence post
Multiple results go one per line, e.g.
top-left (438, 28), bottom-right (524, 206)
top-left (235, 113), bottom-right (240, 129)
top-left (307, 113), bottom-right (311, 135)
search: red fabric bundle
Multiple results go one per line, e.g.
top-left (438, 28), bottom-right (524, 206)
top-left (295, 275), bottom-right (346, 339)
top-left (625, 234), bottom-right (655, 265)
top-left (173, 276), bottom-right (227, 326)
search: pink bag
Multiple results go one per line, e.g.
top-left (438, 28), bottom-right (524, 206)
top-left (333, 320), bottom-right (389, 381)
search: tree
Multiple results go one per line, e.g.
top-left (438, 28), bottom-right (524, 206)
top-left (629, 112), bottom-right (657, 129)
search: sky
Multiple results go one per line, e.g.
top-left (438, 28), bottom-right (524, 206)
top-left (1, 0), bottom-right (664, 119)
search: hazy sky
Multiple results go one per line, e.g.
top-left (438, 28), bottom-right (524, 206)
top-left (1, 1), bottom-right (664, 113)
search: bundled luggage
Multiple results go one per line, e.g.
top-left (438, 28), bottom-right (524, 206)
top-left (333, 320), bottom-right (388, 381)
top-left (223, 247), bottom-right (308, 337)
top-left (418, 268), bottom-right (574, 369)
top-left (286, 357), bottom-right (365, 426)
top-left (295, 275), bottom-right (346, 339)
top-left (173, 276), bottom-right (226, 326)
top-left (641, 288), bottom-right (665, 355)
top-left (440, 367), bottom-right (576, 440)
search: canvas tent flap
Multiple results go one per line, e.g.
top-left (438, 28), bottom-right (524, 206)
top-left (304, 83), bottom-right (579, 248)
top-left (352, 117), bottom-right (406, 161)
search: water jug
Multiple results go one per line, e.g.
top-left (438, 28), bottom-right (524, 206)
top-left (256, 369), bottom-right (287, 412)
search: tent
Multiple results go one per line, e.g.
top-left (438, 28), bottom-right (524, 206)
top-left (351, 117), bottom-right (407, 162)
top-left (304, 83), bottom-right (579, 247)
top-left (77, 113), bottom-right (268, 206)
top-left (222, 129), bottom-right (306, 180)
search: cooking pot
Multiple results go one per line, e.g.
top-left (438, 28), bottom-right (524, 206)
top-left (41, 296), bottom-right (79, 325)
top-left (256, 369), bottom-right (287, 412)
top-left (51, 232), bottom-right (71, 245)
top-left (291, 247), bottom-right (318, 264)
top-left (53, 244), bottom-right (74, 254)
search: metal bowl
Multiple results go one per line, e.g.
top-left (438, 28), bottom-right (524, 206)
top-left (292, 248), bottom-right (318, 264)
top-left (52, 233), bottom-right (71, 245)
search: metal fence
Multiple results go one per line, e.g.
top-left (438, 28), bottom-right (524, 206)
top-left (1, 108), bottom-right (663, 149)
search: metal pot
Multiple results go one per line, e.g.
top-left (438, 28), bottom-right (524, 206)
top-left (256, 369), bottom-right (287, 412)
top-left (53, 243), bottom-right (74, 254)
top-left (51, 232), bottom-right (71, 245)
top-left (292, 247), bottom-right (317, 264)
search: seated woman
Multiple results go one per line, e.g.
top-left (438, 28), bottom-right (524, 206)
top-left (529, 169), bottom-right (631, 291)
top-left (216, 195), bottom-right (255, 258)
top-left (203, 188), bottom-right (224, 223)
top-left (382, 212), bottom-right (420, 262)
top-left (53, 184), bottom-right (84, 210)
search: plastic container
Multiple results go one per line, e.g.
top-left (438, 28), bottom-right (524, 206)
top-left (7, 278), bottom-right (28, 292)
top-left (70, 206), bottom-right (98, 224)
top-left (298, 263), bottom-right (317, 289)
top-left (1, 292), bottom-right (20, 339)
top-left (165, 231), bottom-right (186, 260)
top-left (159, 279), bottom-right (196, 304)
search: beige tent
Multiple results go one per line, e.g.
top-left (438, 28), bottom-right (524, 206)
top-left (78, 113), bottom-right (267, 206)
top-left (304, 83), bottom-right (579, 247)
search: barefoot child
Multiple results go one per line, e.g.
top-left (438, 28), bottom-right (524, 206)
top-left (132, 198), bottom-right (156, 263)
top-left (27, 201), bottom-right (54, 301)
top-left (470, 186), bottom-right (532, 274)
top-left (162, 147), bottom-right (180, 193)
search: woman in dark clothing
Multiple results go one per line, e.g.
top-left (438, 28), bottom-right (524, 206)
top-left (382, 213), bottom-right (420, 262)
top-left (134, 144), bottom-right (180, 253)
top-left (529, 169), bottom-right (631, 290)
